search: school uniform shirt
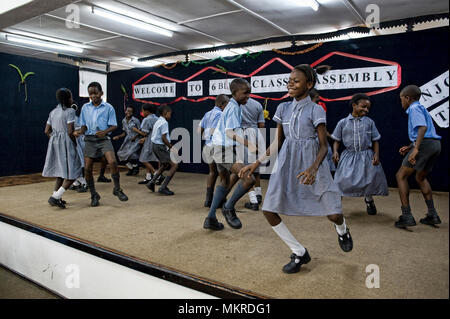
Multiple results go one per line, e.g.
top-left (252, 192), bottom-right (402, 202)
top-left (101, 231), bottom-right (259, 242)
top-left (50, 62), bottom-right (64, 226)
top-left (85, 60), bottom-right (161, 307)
top-left (200, 106), bottom-right (222, 146)
top-left (139, 114), bottom-right (159, 162)
top-left (116, 116), bottom-right (141, 161)
top-left (79, 100), bottom-right (117, 135)
top-left (331, 114), bottom-right (388, 197)
top-left (241, 98), bottom-right (265, 129)
top-left (211, 98), bottom-right (242, 147)
top-left (151, 116), bottom-right (170, 145)
top-left (262, 96), bottom-right (342, 216)
top-left (42, 104), bottom-right (82, 179)
top-left (406, 101), bottom-right (441, 142)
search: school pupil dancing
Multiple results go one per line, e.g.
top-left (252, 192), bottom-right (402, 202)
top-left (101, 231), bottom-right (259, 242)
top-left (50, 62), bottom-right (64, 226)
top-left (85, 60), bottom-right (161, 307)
top-left (395, 85), bottom-right (442, 228)
top-left (203, 78), bottom-right (257, 231)
top-left (76, 82), bottom-right (128, 206)
top-left (198, 94), bottom-right (230, 207)
top-left (113, 105), bottom-right (141, 176)
top-left (146, 104), bottom-right (178, 195)
top-left (239, 65), bottom-right (352, 274)
top-left (135, 104), bottom-right (163, 185)
top-left (69, 103), bottom-right (88, 192)
top-left (42, 88), bottom-right (82, 208)
top-left (331, 93), bottom-right (388, 215)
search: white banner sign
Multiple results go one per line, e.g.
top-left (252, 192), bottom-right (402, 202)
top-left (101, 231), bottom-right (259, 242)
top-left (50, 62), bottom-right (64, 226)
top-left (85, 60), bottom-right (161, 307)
top-left (187, 80), bottom-right (203, 96)
top-left (316, 66), bottom-right (398, 90)
top-left (420, 70), bottom-right (449, 109)
top-left (429, 101), bottom-right (449, 128)
top-left (134, 83), bottom-right (176, 98)
top-left (251, 73), bottom-right (290, 93)
top-left (209, 78), bottom-right (235, 95)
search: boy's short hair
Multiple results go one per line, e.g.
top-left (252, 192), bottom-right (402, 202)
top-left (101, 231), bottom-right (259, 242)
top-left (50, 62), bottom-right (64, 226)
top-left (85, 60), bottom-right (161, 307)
top-left (400, 85), bottom-right (421, 101)
top-left (88, 82), bottom-right (102, 92)
top-left (229, 78), bottom-right (250, 94)
top-left (215, 94), bottom-right (230, 107)
top-left (142, 103), bottom-right (157, 113)
top-left (349, 93), bottom-right (371, 107)
top-left (126, 104), bottom-right (135, 111)
top-left (159, 104), bottom-right (172, 115)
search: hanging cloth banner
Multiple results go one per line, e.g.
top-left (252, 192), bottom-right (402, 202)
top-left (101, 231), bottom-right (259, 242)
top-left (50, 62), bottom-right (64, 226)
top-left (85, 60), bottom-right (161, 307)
top-left (132, 52), bottom-right (402, 105)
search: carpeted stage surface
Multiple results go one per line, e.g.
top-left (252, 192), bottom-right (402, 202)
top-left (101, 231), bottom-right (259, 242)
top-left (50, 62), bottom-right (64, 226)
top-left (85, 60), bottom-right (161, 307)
top-left (0, 170), bottom-right (448, 298)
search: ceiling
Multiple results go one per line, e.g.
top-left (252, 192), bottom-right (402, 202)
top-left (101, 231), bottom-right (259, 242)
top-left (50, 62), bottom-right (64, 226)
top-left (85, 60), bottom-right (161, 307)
top-left (0, 0), bottom-right (448, 72)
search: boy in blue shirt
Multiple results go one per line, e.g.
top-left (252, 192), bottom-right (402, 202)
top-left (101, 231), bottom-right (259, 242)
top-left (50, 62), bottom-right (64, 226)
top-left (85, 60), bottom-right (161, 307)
top-left (76, 82), bottom-right (128, 206)
top-left (198, 94), bottom-right (229, 207)
top-left (146, 104), bottom-right (178, 195)
top-left (204, 78), bottom-right (257, 231)
top-left (395, 85), bottom-right (442, 228)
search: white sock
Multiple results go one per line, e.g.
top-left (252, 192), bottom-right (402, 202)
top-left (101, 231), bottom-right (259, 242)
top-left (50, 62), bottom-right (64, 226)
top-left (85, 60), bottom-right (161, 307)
top-left (53, 186), bottom-right (66, 200)
top-left (132, 163), bottom-right (138, 167)
top-left (72, 180), bottom-right (80, 187)
top-left (365, 195), bottom-right (373, 202)
top-left (335, 218), bottom-right (347, 236)
top-left (78, 177), bottom-right (86, 185)
top-left (254, 187), bottom-right (262, 196)
top-left (272, 221), bottom-right (306, 257)
top-left (146, 173), bottom-right (153, 180)
top-left (248, 190), bottom-right (258, 204)
top-left (126, 162), bottom-right (133, 169)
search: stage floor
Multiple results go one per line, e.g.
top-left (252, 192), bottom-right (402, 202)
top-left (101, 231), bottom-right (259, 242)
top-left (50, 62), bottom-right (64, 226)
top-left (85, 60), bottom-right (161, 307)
top-left (0, 171), bottom-right (448, 298)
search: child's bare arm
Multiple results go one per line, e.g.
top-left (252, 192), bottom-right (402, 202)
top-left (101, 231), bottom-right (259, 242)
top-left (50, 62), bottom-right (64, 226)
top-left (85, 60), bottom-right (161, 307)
top-left (372, 140), bottom-right (380, 165)
top-left (162, 133), bottom-right (172, 149)
top-left (332, 140), bottom-right (340, 163)
top-left (44, 124), bottom-right (52, 137)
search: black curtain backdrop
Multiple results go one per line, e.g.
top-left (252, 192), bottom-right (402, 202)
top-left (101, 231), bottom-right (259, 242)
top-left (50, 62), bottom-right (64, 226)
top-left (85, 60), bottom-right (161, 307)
top-left (109, 27), bottom-right (448, 191)
top-left (0, 52), bottom-right (80, 177)
top-left (1, 27), bottom-right (447, 192)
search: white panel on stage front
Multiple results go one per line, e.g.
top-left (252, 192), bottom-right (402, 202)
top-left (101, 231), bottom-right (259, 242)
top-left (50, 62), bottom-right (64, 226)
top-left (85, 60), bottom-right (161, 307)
top-left (0, 221), bottom-right (217, 299)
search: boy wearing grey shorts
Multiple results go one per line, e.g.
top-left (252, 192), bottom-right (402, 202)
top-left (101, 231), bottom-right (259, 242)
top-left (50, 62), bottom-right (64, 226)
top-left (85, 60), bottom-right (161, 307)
top-left (395, 85), bottom-right (442, 228)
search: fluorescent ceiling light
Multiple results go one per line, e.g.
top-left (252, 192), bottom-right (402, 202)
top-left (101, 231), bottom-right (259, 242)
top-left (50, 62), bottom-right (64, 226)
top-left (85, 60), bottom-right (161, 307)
top-left (5, 35), bottom-right (84, 53)
top-left (0, 0), bottom-right (33, 14)
top-left (7, 30), bottom-right (86, 48)
top-left (98, 4), bottom-right (177, 32)
top-left (132, 58), bottom-right (162, 67)
top-left (294, 0), bottom-right (320, 11)
top-left (92, 7), bottom-right (173, 37)
top-left (230, 48), bottom-right (248, 54)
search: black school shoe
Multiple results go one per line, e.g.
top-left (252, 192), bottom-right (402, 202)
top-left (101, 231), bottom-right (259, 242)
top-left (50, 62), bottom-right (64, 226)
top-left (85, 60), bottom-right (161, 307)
top-left (97, 175), bottom-right (111, 183)
top-left (420, 213), bottom-right (442, 226)
top-left (394, 214), bottom-right (416, 228)
top-left (113, 188), bottom-right (128, 201)
top-left (69, 184), bottom-right (80, 191)
top-left (158, 187), bottom-right (174, 196)
top-left (203, 217), bottom-right (224, 231)
top-left (125, 169), bottom-right (134, 176)
top-left (138, 179), bottom-right (152, 185)
top-left (132, 166), bottom-right (139, 175)
top-left (155, 174), bottom-right (165, 185)
top-left (365, 200), bottom-right (377, 215)
top-left (256, 195), bottom-right (262, 204)
top-left (282, 250), bottom-right (311, 274)
top-left (91, 192), bottom-right (101, 207)
top-left (77, 184), bottom-right (88, 193)
top-left (336, 227), bottom-right (353, 252)
top-left (244, 202), bottom-right (259, 211)
top-left (222, 208), bottom-right (242, 229)
top-left (48, 196), bottom-right (66, 209)
top-left (146, 181), bottom-right (155, 192)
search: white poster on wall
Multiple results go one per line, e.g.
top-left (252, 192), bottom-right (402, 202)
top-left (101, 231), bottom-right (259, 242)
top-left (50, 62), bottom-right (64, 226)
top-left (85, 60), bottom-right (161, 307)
top-left (79, 70), bottom-right (107, 101)
top-left (420, 70), bottom-right (449, 128)
top-left (187, 80), bottom-right (203, 96)
top-left (209, 78), bottom-right (235, 95)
